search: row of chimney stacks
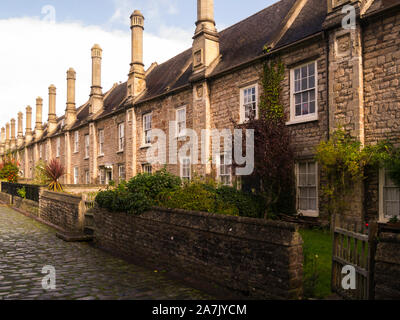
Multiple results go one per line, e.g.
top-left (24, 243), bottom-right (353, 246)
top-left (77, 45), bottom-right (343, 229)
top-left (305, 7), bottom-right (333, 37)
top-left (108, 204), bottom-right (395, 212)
top-left (0, 0), bottom-right (219, 154)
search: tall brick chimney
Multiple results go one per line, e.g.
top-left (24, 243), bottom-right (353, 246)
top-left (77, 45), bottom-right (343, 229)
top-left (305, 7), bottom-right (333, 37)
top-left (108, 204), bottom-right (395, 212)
top-left (90, 44), bottom-right (104, 115)
top-left (128, 10), bottom-right (146, 98)
top-left (48, 84), bottom-right (58, 135)
top-left (17, 112), bottom-right (24, 147)
top-left (35, 97), bottom-right (44, 140)
top-left (10, 118), bottom-right (16, 150)
top-left (65, 68), bottom-right (77, 127)
top-left (25, 106), bottom-right (33, 144)
top-left (0, 127), bottom-right (5, 155)
top-left (5, 122), bottom-right (10, 151)
top-left (191, 0), bottom-right (220, 78)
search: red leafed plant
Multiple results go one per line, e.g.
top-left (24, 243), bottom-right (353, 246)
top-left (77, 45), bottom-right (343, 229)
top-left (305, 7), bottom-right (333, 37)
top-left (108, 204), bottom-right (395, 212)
top-left (43, 158), bottom-right (65, 192)
top-left (0, 153), bottom-right (20, 183)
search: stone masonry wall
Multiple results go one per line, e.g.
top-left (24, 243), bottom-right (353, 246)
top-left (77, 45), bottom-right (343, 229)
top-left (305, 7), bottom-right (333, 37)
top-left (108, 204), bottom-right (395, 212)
top-left (363, 9), bottom-right (400, 145)
top-left (39, 190), bottom-right (84, 233)
top-left (93, 207), bottom-right (304, 300)
top-left (374, 229), bottom-right (400, 299)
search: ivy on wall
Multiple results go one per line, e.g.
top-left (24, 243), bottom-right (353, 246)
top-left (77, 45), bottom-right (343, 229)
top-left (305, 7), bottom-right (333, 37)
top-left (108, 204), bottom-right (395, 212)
top-left (237, 59), bottom-right (296, 217)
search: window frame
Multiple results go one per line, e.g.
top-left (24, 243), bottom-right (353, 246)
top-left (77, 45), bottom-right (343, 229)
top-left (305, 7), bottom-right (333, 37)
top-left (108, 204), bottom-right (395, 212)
top-left (176, 106), bottom-right (187, 138)
top-left (73, 167), bottom-right (79, 185)
top-left (296, 160), bottom-right (319, 217)
top-left (98, 129), bottom-right (104, 156)
top-left (379, 168), bottom-right (400, 223)
top-left (143, 113), bottom-right (152, 147)
top-left (240, 83), bottom-right (259, 124)
top-left (84, 134), bottom-right (90, 159)
top-left (142, 163), bottom-right (152, 174)
top-left (288, 60), bottom-right (318, 125)
top-left (56, 137), bottom-right (61, 158)
top-left (180, 157), bottom-right (191, 181)
top-left (118, 164), bottom-right (126, 181)
top-left (99, 168), bottom-right (106, 185)
top-left (118, 122), bottom-right (125, 152)
top-left (217, 153), bottom-right (232, 186)
top-left (74, 131), bottom-right (79, 153)
top-left (85, 170), bottom-right (90, 185)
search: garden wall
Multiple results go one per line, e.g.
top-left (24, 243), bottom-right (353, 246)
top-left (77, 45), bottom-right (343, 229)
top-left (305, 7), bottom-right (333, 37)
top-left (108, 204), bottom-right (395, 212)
top-left (0, 191), bottom-right (12, 204)
top-left (13, 196), bottom-right (39, 217)
top-left (92, 207), bottom-right (304, 300)
top-left (39, 190), bottom-right (85, 234)
top-left (374, 229), bottom-right (400, 299)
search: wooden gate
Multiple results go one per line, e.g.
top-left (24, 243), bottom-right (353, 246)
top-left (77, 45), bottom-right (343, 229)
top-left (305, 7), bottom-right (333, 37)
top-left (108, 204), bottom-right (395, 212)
top-left (331, 218), bottom-right (377, 300)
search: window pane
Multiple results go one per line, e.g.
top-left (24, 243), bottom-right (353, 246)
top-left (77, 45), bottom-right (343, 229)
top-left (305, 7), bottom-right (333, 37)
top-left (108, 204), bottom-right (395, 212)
top-left (309, 76), bottom-right (315, 89)
top-left (295, 94), bottom-right (301, 105)
top-left (295, 80), bottom-right (301, 92)
top-left (309, 198), bottom-right (317, 211)
top-left (302, 77), bottom-right (308, 91)
top-left (310, 101), bottom-right (316, 114)
top-left (308, 63), bottom-right (315, 76)
top-left (300, 198), bottom-right (308, 211)
top-left (308, 187), bottom-right (317, 198)
top-left (299, 163), bottom-right (307, 174)
top-left (295, 69), bottom-right (300, 81)
top-left (301, 66), bottom-right (308, 78)
top-left (295, 104), bottom-right (301, 117)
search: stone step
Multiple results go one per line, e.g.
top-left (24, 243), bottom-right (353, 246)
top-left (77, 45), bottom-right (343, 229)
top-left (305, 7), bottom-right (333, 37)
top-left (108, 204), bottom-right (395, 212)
top-left (84, 226), bottom-right (94, 236)
top-left (56, 231), bottom-right (93, 242)
top-left (84, 212), bottom-right (94, 228)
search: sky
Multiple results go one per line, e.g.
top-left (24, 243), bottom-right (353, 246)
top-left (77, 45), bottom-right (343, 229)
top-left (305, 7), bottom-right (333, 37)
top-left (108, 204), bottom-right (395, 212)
top-left (0, 0), bottom-right (279, 132)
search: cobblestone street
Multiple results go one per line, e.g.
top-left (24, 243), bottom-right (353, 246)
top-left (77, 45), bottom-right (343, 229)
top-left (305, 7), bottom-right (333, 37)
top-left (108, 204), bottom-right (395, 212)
top-left (0, 205), bottom-right (211, 300)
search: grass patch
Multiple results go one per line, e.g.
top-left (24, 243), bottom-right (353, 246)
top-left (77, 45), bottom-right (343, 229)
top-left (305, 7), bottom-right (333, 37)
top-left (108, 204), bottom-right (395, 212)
top-left (299, 227), bottom-right (333, 299)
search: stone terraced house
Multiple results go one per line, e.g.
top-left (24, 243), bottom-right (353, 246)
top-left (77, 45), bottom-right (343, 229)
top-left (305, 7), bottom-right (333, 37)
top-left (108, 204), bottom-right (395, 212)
top-left (0, 0), bottom-right (399, 224)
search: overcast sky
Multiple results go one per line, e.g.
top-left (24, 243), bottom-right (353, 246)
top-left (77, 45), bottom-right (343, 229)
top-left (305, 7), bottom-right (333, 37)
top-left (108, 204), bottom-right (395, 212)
top-left (0, 0), bottom-right (279, 132)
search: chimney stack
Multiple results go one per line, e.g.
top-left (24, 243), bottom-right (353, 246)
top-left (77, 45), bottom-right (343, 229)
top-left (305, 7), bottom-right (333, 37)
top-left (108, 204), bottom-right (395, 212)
top-left (191, 0), bottom-right (220, 78)
top-left (35, 97), bottom-right (44, 140)
top-left (17, 112), bottom-right (24, 147)
top-left (65, 68), bottom-right (77, 127)
top-left (10, 118), bottom-right (16, 150)
top-left (25, 106), bottom-right (33, 144)
top-left (48, 84), bottom-right (57, 134)
top-left (90, 44), bottom-right (104, 115)
top-left (0, 127), bottom-right (5, 155)
top-left (128, 10), bottom-right (146, 97)
top-left (5, 122), bottom-right (10, 151)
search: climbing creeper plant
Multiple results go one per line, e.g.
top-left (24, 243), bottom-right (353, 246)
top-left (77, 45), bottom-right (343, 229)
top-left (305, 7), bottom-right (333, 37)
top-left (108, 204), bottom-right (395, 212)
top-left (315, 128), bottom-right (391, 224)
top-left (236, 59), bottom-right (296, 218)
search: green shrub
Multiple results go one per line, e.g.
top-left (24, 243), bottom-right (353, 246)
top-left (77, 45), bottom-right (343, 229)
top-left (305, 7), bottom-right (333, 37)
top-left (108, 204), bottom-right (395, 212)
top-left (127, 168), bottom-right (181, 203)
top-left (17, 187), bottom-right (26, 199)
top-left (95, 183), bottom-right (150, 215)
top-left (157, 181), bottom-right (239, 216)
top-left (95, 190), bottom-right (115, 210)
top-left (215, 186), bottom-right (265, 218)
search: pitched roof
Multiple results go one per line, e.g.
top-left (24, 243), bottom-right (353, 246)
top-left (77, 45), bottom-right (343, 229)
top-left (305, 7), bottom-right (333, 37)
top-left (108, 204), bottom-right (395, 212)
top-left (37, 0), bottom-right (329, 139)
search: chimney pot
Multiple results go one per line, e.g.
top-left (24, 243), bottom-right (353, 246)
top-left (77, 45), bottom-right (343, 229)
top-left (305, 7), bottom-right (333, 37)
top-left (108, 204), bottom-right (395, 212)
top-left (90, 44), bottom-right (104, 115)
top-left (65, 68), bottom-right (77, 127)
top-left (35, 97), bottom-right (44, 140)
top-left (128, 10), bottom-right (146, 97)
top-left (48, 84), bottom-right (57, 134)
top-left (25, 106), bottom-right (33, 144)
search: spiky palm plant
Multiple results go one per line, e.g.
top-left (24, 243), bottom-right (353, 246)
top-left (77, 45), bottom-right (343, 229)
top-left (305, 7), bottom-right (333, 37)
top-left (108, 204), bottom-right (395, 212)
top-left (44, 159), bottom-right (65, 192)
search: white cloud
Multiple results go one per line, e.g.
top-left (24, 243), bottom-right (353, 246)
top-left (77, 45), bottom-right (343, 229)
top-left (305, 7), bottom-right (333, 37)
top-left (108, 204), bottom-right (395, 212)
top-left (108, 0), bottom-right (180, 27)
top-left (0, 17), bottom-right (192, 131)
